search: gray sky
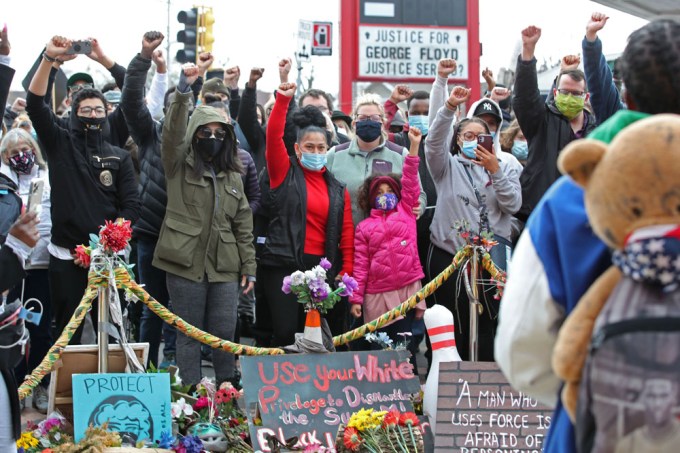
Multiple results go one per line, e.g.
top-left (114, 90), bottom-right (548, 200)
top-left (4, 0), bottom-right (646, 97)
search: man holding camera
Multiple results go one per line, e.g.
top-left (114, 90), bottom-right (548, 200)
top-left (43, 37), bottom-right (130, 147)
top-left (26, 35), bottom-right (140, 345)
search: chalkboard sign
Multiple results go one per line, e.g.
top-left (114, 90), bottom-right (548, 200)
top-left (72, 373), bottom-right (171, 444)
top-left (241, 350), bottom-right (421, 452)
top-left (434, 362), bottom-right (553, 452)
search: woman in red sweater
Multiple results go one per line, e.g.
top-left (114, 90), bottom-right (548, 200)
top-left (258, 82), bottom-right (355, 346)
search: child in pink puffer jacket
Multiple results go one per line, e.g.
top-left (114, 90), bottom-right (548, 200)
top-left (350, 127), bottom-right (427, 346)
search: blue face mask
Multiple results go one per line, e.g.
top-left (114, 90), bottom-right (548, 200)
top-left (490, 131), bottom-right (496, 139)
top-left (300, 152), bottom-right (327, 171)
top-left (408, 115), bottom-right (429, 135)
top-left (512, 140), bottom-right (528, 160)
top-left (355, 120), bottom-right (383, 142)
top-left (461, 140), bottom-right (478, 159)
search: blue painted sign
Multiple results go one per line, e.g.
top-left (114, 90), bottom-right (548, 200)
top-left (72, 373), bottom-right (171, 443)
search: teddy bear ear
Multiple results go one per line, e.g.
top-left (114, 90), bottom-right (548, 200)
top-left (558, 139), bottom-right (608, 189)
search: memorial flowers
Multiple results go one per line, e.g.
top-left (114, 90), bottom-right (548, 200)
top-left (17, 413), bottom-right (72, 453)
top-left (282, 258), bottom-right (358, 314)
top-left (337, 408), bottom-right (424, 452)
top-left (170, 377), bottom-right (251, 452)
top-left (74, 217), bottom-right (135, 277)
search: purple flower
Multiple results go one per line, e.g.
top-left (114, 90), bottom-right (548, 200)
top-left (319, 257), bottom-right (332, 270)
top-left (339, 273), bottom-right (358, 296)
top-left (311, 283), bottom-right (330, 300)
top-left (282, 275), bottom-right (292, 294)
top-left (180, 435), bottom-right (203, 453)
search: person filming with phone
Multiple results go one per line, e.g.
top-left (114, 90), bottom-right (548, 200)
top-left (424, 86), bottom-right (521, 361)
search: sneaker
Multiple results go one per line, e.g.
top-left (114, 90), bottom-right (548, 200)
top-left (32, 385), bottom-right (49, 414)
top-left (159, 353), bottom-right (176, 369)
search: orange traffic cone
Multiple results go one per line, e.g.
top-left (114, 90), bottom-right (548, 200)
top-left (303, 308), bottom-right (323, 345)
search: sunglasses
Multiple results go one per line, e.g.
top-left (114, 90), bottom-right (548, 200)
top-left (69, 83), bottom-right (94, 93)
top-left (196, 127), bottom-right (227, 140)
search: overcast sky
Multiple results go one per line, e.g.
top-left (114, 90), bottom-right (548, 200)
top-left (3, 0), bottom-right (646, 98)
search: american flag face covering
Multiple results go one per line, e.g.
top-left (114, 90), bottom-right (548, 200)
top-left (612, 225), bottom-right (680, 291)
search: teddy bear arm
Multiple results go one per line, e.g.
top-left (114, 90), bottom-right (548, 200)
top-left (552, 266), bottom-right (622, 381)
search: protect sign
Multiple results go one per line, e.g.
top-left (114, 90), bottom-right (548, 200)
top-left (359, 25), bottom-right (468, 80)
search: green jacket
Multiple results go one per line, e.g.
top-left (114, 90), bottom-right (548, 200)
top-left (152, 90), bottom-right (256, 283)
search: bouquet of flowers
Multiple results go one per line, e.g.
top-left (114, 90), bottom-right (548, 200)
top-left (365, 332), bottom-right (412, 351)
top-left (74, 218), bottom-right (135, 277)
top-left (17, 414), bottom-right (72, 453)
top-left (337, 408), bottom-right (424, 453)
top-left (170, 377), bottom-right (251, 452)
top-left (282, 258), bottom-right (358, 314)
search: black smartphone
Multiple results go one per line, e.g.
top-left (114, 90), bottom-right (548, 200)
top-left (477, 134), bottom-right (494, 153)
top-left (65, 40), bottom-right (92, 55)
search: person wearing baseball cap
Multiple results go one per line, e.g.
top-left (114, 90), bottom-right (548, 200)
top-left (200, 77), bottom-right (230, 102)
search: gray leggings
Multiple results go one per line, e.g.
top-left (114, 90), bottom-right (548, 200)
top-left (166, 273), bottom-right (238, 385)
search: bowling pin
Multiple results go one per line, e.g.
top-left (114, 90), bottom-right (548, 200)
top-left (423, 304), bottom-right (462, 435)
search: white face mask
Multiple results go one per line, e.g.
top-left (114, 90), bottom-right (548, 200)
top-left (337, 126), bottom-right (347, 135)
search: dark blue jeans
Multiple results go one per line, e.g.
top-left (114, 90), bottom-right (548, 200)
top-left (137, 236), bottom-right (176, 368)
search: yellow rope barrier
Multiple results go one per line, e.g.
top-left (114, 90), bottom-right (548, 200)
top-left (17, 245), bottom-right (506, 398)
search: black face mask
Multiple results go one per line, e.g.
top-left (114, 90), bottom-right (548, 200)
top-left (195, 137), bottom-right (223, 160)
top-left (79, 116), bottom-right (107, 131)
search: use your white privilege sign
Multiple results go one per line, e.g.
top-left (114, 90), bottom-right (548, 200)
top-left (359, 25), bottom-right (469, 80)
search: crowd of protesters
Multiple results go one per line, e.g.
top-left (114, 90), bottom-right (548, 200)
top-left (1, 11), bottom-right (679, 453)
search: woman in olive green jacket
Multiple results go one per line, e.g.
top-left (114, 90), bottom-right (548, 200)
top-left (153, 64), bottom-right (256, 386)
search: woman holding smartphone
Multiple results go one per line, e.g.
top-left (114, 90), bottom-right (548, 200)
top-left (424, 86), bottom-right (521, 361)
top-left (0, 128), bottom-right (52, 413)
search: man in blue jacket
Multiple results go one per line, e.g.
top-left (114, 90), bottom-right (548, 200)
top-left (496, 15), bottom-right (680, 453)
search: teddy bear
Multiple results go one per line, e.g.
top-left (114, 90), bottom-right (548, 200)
top-left (551, 114), bottom-right (680, 422)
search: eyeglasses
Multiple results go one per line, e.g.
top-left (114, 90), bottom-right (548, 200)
top-left (69, 83), bottom-right (94, 93)
top-left (557, 88), bottom-right (586, 98)
top-left (356, 114), bottom-right (383, 122)
top-left (462, 131), bottom-right (482, 141)
top-left (196, 127), bottom-right (227, 140)
top-left (78, 106), bottom-right (106, 116)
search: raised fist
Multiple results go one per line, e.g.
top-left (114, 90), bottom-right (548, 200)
top-left (197, 52), bottom-right (213, 74)
top-left (390, 85), bottom-right (413, 104)
top-left (482, 67), bottom-right (494, 83)
top-left (586, 12), bottom-right (609, 41)
top-left (437, 59), bottom-right (457, 78)
top-left (224, 65), bottom-right (240, 88)
top-left (182, 63), bottom-right (200, 85)
top-left (521, 26), bottom-right (542, 47)
top-left (408, 126), bottom-right (422, 144)
top-left (249, 67), bottom-right (264, 86)
top-left (152, 50), bottom-right (166, 73)
top-left (141, 31), bottom-right (164, 59)
top-left (0, 25), bottom-right (9, 56)
top-left (490, 87), bottom-right (512, 103)
top-left (278, 82), bottom-right (297, 98)
top-left (279, 58), bottom-right (292, 82)
top-left (447, 86), bottom-right (471, 108)
top-left (45, 35), bottom-right (71, 58)
top-left (561, 54), bottom-right (581, 72)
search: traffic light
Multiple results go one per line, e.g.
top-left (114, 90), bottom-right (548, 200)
top-left (176, 8), bottom-right (198, 64)
top-left (199, 8), bottom-right (215, 54)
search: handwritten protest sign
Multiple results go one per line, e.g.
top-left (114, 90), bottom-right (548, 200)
top-left (434, 362), bottom-right (552, 452)
top-left (72, 373), bottom-right (171, 443)
top-left (241, 350), bottom-right (421, 452)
